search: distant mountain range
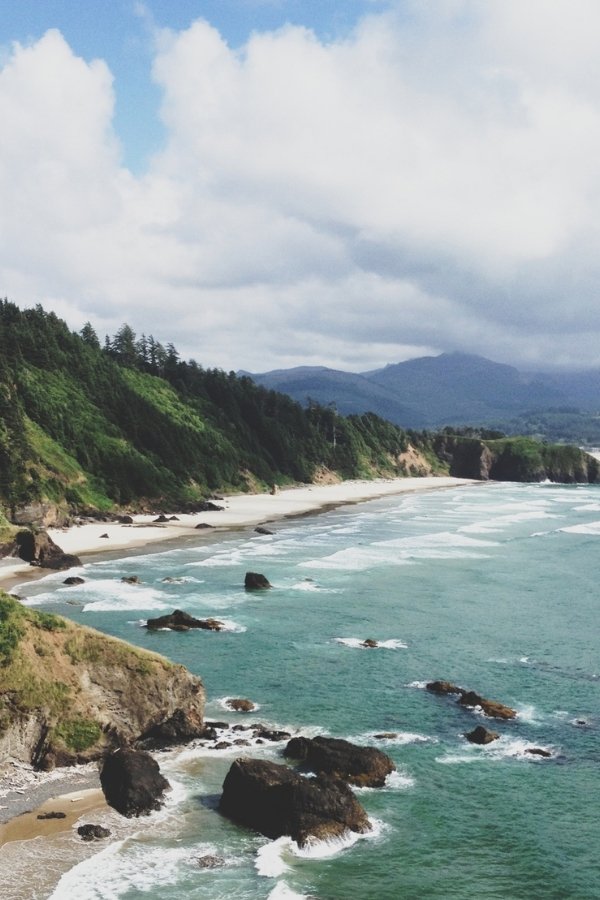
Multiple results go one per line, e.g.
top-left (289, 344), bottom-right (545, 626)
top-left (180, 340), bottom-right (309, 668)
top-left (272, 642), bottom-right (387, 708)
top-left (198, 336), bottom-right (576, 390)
top-left (246, 353), bottom-right (600, 435)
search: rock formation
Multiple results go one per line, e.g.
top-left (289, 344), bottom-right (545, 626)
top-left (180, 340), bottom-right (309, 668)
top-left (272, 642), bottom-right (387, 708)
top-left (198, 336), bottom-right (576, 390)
top-left (426, 681), bottom-right (516, 719)
top-left (226, 698), bottom-right (256, 712)
top-left (464, 725), bottom-right (500, 745)
top-left (284, 736), bottom-right (395, 787)
top-left (219, 757), bottom-right (371, 846)
top-left (145, 609), bottom-right (225, 631)
top-left (244, 572), bottom-right (271, 590)
top-left (100, 748), bottom-right (170, 817)
top-left (78, 823), bottom-right (111, 840)
top-left (15, 530), bottom-right (81, 571)
top-left (0, 592), bottom-right (205, 770)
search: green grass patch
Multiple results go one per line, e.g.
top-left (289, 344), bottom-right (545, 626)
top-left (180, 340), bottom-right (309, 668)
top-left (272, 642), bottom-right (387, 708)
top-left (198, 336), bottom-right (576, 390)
top-left (53, 716), bottom-right (102, 752)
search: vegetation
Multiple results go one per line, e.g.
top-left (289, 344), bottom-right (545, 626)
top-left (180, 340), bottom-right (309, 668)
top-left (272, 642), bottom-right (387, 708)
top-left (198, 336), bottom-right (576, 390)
top-left (0, 300), bottom-right (431, 515)
top-left (53, 717), bottom-right (102, 752)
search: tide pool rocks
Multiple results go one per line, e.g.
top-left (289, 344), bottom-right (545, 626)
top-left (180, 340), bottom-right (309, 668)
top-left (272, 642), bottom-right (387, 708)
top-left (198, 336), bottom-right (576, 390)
top-left (145, 609), bottom-right (225, 631)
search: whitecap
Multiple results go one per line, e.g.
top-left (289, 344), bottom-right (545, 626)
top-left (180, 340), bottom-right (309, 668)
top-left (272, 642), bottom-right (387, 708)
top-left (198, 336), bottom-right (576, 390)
top-left (334, 638), bottom-right (407, 650)
top-left (268, 882), bottom-right (312, 900)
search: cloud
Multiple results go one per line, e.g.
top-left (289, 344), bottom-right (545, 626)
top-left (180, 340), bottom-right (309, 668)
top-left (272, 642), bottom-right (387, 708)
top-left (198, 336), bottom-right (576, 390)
top-left (2, 4), bottom-right (600, 371)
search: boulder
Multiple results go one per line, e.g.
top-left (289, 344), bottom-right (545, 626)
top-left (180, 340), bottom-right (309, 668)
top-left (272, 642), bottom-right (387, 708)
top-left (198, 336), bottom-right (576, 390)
top-left (525, 747), bottom-right (552, 758)
top-left (426, 681), bottom-right (517, 719)
top-left (138, 707), bottom-right (205, 749)
top-left (244, 572), bottom-right (271, 590)
top-left (153, 514), bottom-right (169, 523)
top-left (219, 757), bottom-right (371, 846)
top-left (197, 501), bottom-right (224, 512)
top-left (37, 811), bottom-right (66, 820)
top-left (99, 533), bottom-right (109, 539)
top-left (284, 736), bottom-right (395, 788)
top-left (77, 823), bottom-right (112, 841)
top-left (195, 522), bottom-right (214, 529)
top-left (426, 680), bottom-right (463, 696)
top-left (253, 727), bottom-right (291, 743)
top-left (145, 610), bottom-right (225, 631)
top-left (226, 698), bottom-right (256, 713)
top-left (118, 515), bottom-right (134, 524)
top-left (63, 576), bottom-right (85, 586)
top-left (254, 526), bottom-right (275, 535)
top-left (458, 691), bottom-right (517, 720)
top-left (121, 575), bottom-right (141, 584)
top-left (15, 530), bottom-right (81, 571)
top-left (361, 638), bottom-right (378, 648)
top-left (100, 748), bottom-right (170, 817)
top-left (464, 725), bottom-right (500, 745)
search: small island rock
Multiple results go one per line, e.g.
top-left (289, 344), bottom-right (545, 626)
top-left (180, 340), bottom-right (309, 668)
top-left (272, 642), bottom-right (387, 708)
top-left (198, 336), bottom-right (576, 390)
top-left (100, 748), bottom-right (170, 817)
top-left (244, 572), bottom-right (271, 590)
top-left (226, 698), bottom-right (256, 713)
top-left (464, 725), bottom-right (500, 745)
top-left (284, 735), bottom-right (395, 788)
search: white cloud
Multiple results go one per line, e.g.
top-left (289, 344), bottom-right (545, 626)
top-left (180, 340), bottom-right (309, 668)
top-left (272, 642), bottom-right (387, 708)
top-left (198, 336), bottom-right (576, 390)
top-left (2, 5), bottom-right (600, 371)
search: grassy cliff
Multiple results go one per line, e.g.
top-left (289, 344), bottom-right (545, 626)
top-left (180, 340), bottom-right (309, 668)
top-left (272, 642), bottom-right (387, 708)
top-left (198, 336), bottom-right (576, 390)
top-left (0, 592), bottom-right (205, 769)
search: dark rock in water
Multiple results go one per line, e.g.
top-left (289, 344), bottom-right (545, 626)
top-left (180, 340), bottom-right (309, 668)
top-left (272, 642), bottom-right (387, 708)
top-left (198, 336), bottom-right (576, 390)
top-left (195, 522), bottom-right (214, 529)
top-left (525, 747), bottom-right (552, 758)
top-left (244, 572), bottom-right (271, 590)
top-left (15, 529), bottom-right (81, 571)
top-left (426, 680), bottom-right (463, 696)
top-left (253, 728), bottom-right (291, 742)
top-left (284, 736), bottom-right (395, 787)
top-left (139, 707), bottom-right (205, 748)
top-left (197, 855), bottom-right (225, 869)
top-left (100, 748), bottom-right (170, 817)
top-left (427, 681), bottom-right (516, 719)
top-left (37, 810), bottom-right (66, 820)
top-left (226, 698), bottom-right (256, 713)
top-left (465, 725), bottom-right (500, 745)
top-left (374, 733), bottom-right (398, 740)
top-left (205, 720), bottom-right (229, 730)
top-left (458, 691), bottom-right (516, 720)
top-left (254, 526), bottom-right (274, 535)
top-left (118, 515), bottom-right (134, 524)
top-left (145, 609), bottom-right (225, 631)
top-left (153, 514), bottom-right (169, 523)
top-left (63, 576), bottom-right (85, 586)
top-left (77, 823), bottom-right (111, 841)
top-left (201, 727), bottom-right (218, 741)
top-left (121, 575), bottom-right (141, 584)
top-left (219, 757), bottom-right (371, 846)
top-left (99, 533), bottom-right (109, 539)
top-left (361, 638), bottom-right (378, 648)
top-left (169, 515), bottom-right (180, 521)
top-left (215, 741), bottom-right (232, 750)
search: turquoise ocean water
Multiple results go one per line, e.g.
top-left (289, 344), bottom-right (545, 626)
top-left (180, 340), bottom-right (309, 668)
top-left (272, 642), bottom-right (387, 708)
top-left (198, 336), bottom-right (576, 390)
top-left (7, 482), bottom-right (600, 899)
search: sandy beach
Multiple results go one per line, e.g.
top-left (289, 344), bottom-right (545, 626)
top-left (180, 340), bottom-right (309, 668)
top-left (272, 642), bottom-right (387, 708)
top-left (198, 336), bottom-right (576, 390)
top-left (0, 475), bottom-right (476, 853)
top-left (0, 476), bottom-right (475, 591)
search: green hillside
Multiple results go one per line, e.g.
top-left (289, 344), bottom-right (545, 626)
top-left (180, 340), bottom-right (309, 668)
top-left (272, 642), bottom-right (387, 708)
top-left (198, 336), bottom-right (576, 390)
top-left (0, 301), bottom-right (421, 519)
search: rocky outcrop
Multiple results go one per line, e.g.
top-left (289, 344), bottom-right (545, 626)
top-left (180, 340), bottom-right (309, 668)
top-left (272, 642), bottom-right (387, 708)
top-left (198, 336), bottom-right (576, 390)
top-left (226, 698), bottom-right (256, 712)
top-left (15, 530), bottom-right (81, 570)
top-left (78, 823), bottom-right (111, 840)
top-left (361, 638), bottom-right (378, 648)
top-left (244, 572), bottom-right (271, 590)
top-left (145, 609), bottom-right (225, 631)
top-left (254, 526), bottom-right (274, 535)
top-left (0, 592), bottom-right (205, 770)
top-left (284, 736), bottom-right (395, 787)
top-left (100, 748), bottom-right (170, 817)
top-left (464, 725), bottom-right (500, 745)
top-left (63, 576), bottom-right (85, 585)
top-left (426, 681), bottom-right (516, 719)
top-left (219, 757), bottom-right (371, 846)
top-left (138, 707), bottom-right (205, 749)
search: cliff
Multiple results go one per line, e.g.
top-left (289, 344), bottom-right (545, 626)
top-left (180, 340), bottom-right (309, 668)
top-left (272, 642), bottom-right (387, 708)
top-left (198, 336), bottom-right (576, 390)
top-left (0, 592), bottom-right (205, 770)
top-left (435, 434), bottom-right (600, 483)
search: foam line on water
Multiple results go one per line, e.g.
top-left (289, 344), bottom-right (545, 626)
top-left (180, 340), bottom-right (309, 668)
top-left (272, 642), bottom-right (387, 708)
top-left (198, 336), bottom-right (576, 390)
top-left (334, 637), bottom-right (408, 650)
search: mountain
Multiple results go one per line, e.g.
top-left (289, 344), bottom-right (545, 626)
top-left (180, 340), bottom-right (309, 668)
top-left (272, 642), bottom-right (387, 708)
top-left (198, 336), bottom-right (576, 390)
top-left (249, 353), bottom-right (600, 435)
top-left (248, 366), bottom-right (427, 427)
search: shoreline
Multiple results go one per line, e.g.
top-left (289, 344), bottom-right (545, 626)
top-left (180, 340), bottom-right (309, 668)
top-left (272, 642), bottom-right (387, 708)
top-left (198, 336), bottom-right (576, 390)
top-left (0, 475), bottom-right (477, 844)
top-left (0, 476), bottom-right (477, 592)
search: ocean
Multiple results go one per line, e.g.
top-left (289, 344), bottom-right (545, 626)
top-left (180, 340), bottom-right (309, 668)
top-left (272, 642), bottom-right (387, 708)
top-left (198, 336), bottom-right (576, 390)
top-left (5, 481), bottom-right (600, 899)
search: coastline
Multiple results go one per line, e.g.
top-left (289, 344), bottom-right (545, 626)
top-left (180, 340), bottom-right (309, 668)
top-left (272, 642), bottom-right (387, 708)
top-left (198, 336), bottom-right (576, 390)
top-left (0, 476), bottom-right (477, 592)
top-left (0, 475), bottom-right (476, 846)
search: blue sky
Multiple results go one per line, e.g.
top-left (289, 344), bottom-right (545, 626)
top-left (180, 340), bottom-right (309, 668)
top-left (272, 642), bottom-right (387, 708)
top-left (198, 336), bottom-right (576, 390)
top-left (1, 1), bottom-right (599, 372)
top-left (1, 1), bottom-right (392, 172)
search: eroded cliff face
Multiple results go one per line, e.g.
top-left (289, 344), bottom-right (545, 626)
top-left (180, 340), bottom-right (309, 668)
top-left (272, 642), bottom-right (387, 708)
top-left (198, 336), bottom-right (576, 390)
top-left (0, 593), bottom-right (205, 770)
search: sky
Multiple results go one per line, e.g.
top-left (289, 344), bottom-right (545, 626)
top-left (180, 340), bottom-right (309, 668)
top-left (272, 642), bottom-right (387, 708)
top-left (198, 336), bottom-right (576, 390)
top-left (1, 0), bottom-right (600, 373)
